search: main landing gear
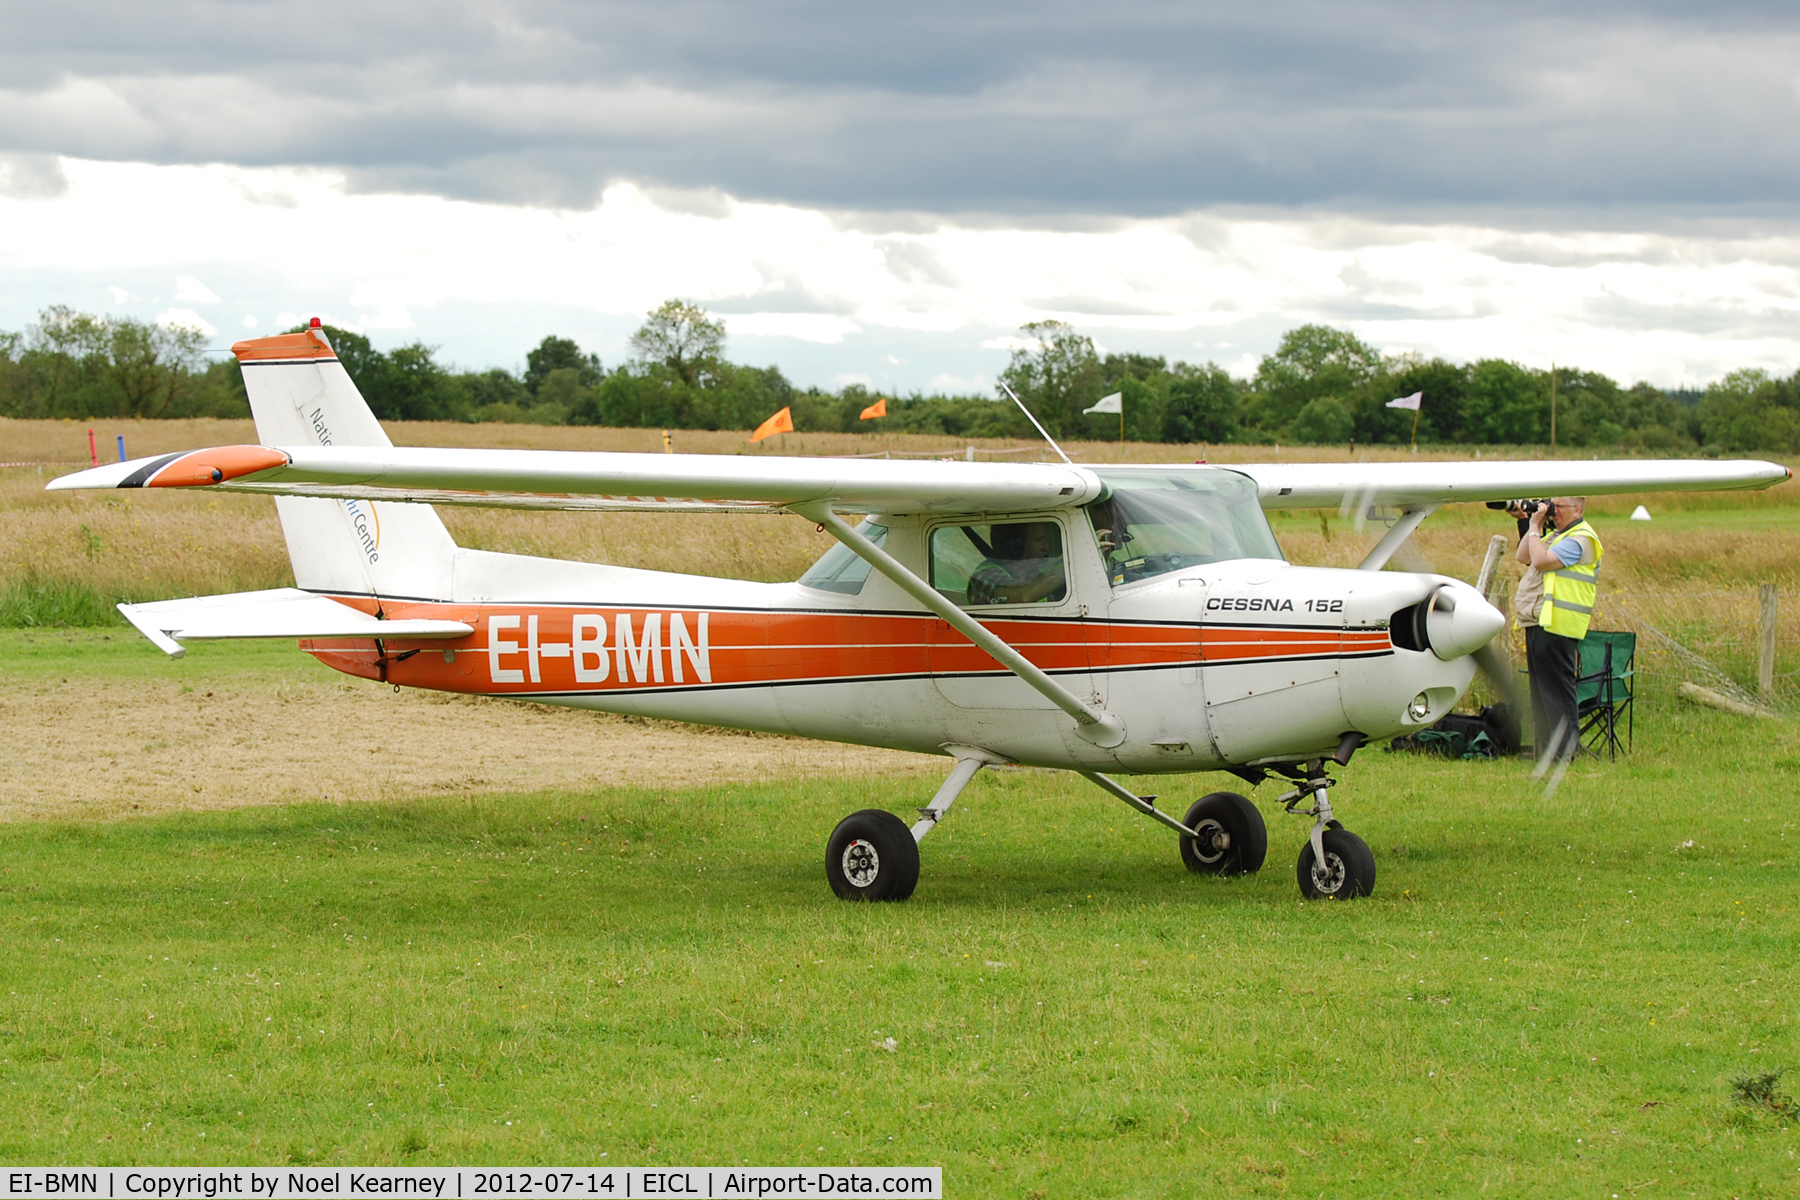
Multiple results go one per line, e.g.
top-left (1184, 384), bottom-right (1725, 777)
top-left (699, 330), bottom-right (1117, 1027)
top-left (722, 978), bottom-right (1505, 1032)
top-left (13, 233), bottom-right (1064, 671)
top-left (1178, 791), bottom-right (1268, 877)
top-left (825, 809), bottom-right (920, 902)
top-left (825, 751), bottom-right (991, 902)
top-left (823, 748), bottom-right (1374, 902)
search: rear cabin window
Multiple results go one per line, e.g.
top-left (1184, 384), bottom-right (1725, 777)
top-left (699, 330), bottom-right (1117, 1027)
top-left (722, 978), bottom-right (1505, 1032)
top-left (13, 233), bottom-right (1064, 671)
top-left (930, 521), bottom-right (1067, 607)
top-left (797, 523), bottom-right (888, 594)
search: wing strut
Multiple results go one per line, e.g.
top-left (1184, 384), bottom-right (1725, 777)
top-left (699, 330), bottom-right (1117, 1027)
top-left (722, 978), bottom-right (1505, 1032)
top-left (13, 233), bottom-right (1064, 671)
top-left (1357, 504), bottom-right (1439, 571)
top-left (792, 502), bottom-right (1127, 748)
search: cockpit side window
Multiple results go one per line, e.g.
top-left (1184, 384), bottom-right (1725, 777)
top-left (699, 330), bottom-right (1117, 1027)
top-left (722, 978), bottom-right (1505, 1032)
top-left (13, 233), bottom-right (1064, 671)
top-left (930, 520), bottom-right (1067, 608)
top-left (1087, 469), bottom-right (1284, 586)
top-left (798, 523), bottom-right (888, 594)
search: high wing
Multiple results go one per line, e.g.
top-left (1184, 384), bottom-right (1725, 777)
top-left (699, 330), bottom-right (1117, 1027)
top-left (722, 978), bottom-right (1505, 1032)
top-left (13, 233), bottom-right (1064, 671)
top-left (48, 445), bottom-right (1788, 513)
top-left (47, 445), bottom-right (1105, 514)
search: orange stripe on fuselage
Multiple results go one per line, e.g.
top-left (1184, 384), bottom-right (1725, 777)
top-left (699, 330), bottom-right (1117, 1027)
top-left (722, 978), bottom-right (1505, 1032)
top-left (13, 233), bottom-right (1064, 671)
top-left (301, 601), bottom-right (1392, 694)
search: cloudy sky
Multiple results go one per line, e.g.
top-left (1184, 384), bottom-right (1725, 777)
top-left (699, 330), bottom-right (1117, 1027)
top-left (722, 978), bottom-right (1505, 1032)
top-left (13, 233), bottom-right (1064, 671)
top-left (3, 0), bottom-right (1798, 391)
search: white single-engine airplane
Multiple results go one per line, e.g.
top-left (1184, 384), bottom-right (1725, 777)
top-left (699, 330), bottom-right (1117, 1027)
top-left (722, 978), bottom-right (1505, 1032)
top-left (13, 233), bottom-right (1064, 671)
top-left (50, 323), bottom-right (1790, 901)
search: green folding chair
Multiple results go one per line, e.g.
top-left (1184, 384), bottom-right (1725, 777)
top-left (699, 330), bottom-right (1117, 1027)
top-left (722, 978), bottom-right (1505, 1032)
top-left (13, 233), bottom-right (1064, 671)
top-left (1576, 631), bottom-right (1636, 759)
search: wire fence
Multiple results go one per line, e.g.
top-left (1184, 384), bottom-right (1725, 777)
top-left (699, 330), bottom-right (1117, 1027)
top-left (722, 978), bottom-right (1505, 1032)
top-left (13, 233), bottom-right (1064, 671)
top-left (1484, 584), bottom-right (1797, 715)
top-left (1601, 588), bottom-right (1796, 713)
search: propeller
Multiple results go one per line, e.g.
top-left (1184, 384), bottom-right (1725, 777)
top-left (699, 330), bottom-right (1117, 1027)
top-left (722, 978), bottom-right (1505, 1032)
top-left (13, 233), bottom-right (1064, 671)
top-left (1471, 639), bottom-right (1519, 708)
top-left (1466, 532), bottom-right (1522, 741)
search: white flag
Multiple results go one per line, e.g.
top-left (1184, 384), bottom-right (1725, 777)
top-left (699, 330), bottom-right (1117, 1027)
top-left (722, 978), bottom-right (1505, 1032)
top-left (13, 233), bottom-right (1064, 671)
top-left (1386, 391), bottom-right (1423, 411)
top-left (1085, 391), bottom-right (1123, 415)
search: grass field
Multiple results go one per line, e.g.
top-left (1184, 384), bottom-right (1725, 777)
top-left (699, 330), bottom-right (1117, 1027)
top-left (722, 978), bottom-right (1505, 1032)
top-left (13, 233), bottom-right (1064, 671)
top-left (2, 633), bottom-right (1799, 1193)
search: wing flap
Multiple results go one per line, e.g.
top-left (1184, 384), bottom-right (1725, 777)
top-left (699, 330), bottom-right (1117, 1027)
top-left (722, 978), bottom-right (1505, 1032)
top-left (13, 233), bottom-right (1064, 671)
top-left (117, 588), bottom-right (473, 657)
top-left (1225, 458), bottom-right (1790, 509)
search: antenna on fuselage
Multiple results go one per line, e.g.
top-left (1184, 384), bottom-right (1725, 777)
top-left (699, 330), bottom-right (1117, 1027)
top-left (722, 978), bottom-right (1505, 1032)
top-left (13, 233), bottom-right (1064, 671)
top-left (997, 380), bottom-right (1073, 465)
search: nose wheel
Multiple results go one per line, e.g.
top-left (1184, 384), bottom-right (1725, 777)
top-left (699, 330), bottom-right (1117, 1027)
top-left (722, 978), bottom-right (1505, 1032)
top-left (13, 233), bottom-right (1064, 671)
top-left (1295, 822), bottom-right (1376, 899)
top-left (1279, 760), bottom-right (1377, 900)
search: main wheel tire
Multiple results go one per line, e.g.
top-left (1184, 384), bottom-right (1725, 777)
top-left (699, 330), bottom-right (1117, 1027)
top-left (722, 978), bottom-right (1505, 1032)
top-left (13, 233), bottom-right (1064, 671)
top-left (1179, 792), bottom-right (1268, 876)
top-left (825, 810), bottom-right (920, 902)
top-left (1295, 827), bottom-right (1377, 900)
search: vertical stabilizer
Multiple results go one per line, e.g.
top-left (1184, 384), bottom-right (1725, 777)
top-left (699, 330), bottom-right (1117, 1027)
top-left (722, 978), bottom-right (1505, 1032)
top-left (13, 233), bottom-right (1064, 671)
top-left (233, 321), bottom-right (457, 600)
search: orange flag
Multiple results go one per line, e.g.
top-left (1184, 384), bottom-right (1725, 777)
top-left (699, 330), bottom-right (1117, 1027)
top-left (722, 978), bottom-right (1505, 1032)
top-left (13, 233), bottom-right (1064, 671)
top-left (749, 406), bottom-right (794, 442)
top-left (859, 396), bottom-right (887, 420)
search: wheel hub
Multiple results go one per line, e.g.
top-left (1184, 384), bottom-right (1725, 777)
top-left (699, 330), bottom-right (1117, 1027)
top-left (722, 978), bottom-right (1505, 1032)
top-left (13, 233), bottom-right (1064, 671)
top-left (1193, 819), bottom-right (1230, 863)
top-left (1310, 851), bottom-right (1346, 895)
top-left (841, 838), bottom-right (881, 888)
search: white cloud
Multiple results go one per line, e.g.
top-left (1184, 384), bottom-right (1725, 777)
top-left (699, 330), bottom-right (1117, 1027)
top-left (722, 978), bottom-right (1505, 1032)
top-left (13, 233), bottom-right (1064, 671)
top-left (174, 274), bottom-right (219, 303)
top-left (0, 158), bottom-right (1797, 386)
top-left (929, 372), bottom-right (991, 394)
top-left (155, 307), bottom-right (215, 336)
top-left (728, 313), bottom-right (862, 344)
top-left (241, 314), bottom-right (258, 328)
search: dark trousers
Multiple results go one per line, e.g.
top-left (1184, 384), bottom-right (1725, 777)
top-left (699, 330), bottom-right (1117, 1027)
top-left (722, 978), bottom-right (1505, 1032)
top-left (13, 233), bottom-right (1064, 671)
top-left (1526, 625), bottom-right (1580, 762)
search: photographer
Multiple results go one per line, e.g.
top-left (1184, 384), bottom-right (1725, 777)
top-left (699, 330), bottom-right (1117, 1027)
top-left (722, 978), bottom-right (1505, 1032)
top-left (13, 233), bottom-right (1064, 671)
top-left (1510, 496), bottom-right (1604, 764)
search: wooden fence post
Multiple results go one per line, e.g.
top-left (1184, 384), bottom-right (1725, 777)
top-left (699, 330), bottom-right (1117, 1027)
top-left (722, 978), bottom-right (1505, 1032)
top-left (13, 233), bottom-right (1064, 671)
top-left (1476, 534), bottom-right (1514, 664)
top-left (1475, 534), bottom-right (1508, 598)
top-left (1759, 584), bottom-right (1777, 697)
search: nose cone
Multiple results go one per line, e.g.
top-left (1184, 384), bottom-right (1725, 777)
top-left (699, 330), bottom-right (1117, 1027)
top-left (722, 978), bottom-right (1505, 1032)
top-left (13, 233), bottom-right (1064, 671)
top-left (1425, 582), bottom-right (1505, 661)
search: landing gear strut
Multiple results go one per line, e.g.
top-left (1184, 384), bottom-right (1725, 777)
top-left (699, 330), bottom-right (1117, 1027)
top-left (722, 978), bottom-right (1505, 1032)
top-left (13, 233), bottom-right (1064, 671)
top-left (1279, 761), bottom-right (1376, 900)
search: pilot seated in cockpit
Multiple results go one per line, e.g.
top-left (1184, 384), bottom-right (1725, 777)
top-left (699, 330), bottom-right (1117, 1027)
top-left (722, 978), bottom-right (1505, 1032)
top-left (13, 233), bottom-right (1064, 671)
top-left (967, 521), bottom-right (1067, 605)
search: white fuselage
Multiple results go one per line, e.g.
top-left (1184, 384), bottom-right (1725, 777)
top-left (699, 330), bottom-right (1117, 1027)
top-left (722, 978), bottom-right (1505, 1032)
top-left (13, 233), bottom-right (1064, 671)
top-left (319, 508), bottom-right (1489, 773)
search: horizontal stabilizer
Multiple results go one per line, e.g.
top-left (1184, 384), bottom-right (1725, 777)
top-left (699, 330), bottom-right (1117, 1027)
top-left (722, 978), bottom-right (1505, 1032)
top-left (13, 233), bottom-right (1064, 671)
top-left (117, 589), bottom-right (473, 657)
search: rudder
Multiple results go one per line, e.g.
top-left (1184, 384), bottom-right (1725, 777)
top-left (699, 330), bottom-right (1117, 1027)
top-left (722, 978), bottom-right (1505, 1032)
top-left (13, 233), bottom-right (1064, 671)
top-left (233, 321), bottom-right (457, 600)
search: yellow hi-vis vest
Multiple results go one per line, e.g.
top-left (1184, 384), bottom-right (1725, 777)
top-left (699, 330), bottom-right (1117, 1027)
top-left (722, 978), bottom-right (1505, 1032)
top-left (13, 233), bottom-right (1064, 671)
top-left (1540, 518), bottom-right (1603, 639)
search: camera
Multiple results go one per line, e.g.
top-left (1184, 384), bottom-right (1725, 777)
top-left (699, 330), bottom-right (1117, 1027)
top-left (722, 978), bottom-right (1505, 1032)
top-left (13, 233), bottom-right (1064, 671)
top-left (1486, 499), bottom-right (1552, 516)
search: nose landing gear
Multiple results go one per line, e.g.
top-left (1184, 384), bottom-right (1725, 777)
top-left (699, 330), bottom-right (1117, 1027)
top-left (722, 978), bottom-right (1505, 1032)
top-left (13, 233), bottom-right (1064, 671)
top-left (1279, 761), bottom-right (1376, 900)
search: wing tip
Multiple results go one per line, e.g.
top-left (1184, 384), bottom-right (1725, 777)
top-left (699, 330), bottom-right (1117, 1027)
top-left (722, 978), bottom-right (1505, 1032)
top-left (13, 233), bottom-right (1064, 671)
top-left (144, 446), bottom-right (290, 488)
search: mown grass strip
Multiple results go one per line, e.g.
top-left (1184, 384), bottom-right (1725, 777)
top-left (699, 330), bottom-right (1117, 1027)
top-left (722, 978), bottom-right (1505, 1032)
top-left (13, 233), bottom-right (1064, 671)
top-left (1, 687), bottom-right (1797, 1192)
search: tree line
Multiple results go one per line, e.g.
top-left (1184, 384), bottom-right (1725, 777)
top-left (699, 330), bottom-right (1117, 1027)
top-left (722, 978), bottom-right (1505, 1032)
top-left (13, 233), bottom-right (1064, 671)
top-left (3, 301), bottom-right (1798, 453)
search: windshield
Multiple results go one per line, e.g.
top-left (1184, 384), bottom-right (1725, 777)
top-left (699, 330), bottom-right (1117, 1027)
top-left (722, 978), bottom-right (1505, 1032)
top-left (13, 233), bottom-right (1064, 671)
top-left (1086, 469), bottom-right (1283, 586)
top-left (797, 523), bottom-right (888, 594)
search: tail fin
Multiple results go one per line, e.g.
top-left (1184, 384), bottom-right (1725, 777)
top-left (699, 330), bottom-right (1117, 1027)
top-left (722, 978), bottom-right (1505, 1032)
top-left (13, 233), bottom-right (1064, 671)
top-left (234, 321), bottom-right (457, 600)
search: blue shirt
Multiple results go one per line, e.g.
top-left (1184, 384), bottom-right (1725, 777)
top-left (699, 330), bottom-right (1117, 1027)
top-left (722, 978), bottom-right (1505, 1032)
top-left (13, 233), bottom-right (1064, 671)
top-left (1551, 536), bottom-right (1586, 568)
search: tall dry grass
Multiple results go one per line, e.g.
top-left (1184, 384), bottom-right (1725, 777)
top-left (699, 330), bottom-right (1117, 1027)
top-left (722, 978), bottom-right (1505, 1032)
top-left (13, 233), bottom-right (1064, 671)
top-left (5, 418), bottom-right (1798, 706)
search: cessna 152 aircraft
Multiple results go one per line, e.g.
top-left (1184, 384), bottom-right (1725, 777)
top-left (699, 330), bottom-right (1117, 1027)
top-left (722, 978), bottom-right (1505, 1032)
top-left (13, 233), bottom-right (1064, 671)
top-left (50, 322), bottom-right (1790, 902)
